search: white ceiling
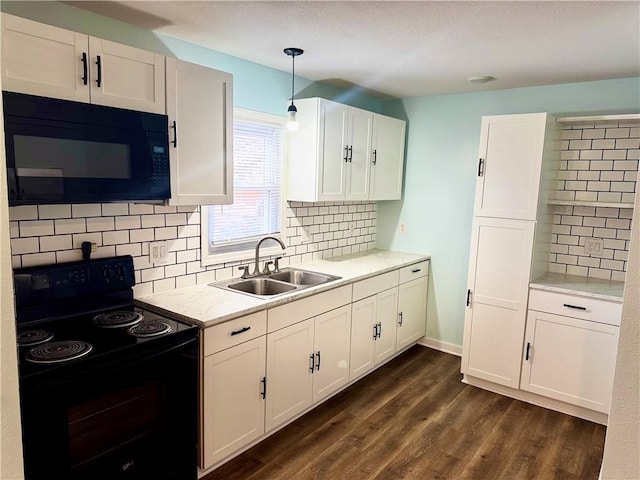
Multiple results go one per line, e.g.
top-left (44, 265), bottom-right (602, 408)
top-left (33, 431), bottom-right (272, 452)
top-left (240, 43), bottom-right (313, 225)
top-left (67, 1), bottom-right (640, 99)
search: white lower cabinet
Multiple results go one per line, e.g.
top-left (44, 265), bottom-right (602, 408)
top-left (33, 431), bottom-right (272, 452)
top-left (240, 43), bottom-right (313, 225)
top-left (350, 287), bottom-right (398, 381)
top-left (520, 289), bottom-right (621, 414)
top-left (265, 305), bottom-right (351, 432)
top-left (265, 318), bottom-right (314, 432)
top-left (202, 336), bottom-right (266, 467)
top-left (396, 276), bottom-right (428, 350)
top-left (200, 260), bottom-right (430, 472)
top-left (201, 312), bottom-right (267, 469)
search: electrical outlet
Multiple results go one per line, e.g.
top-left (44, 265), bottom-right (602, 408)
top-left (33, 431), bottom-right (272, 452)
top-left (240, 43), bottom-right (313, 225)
top-left (399, 223), bottom-right (406, 234)
top-left (348, 222), bottom-right (355, 235)
top-left (584, 237), bottom-right (604, 257)
top-left (150, 241), bottom-right (168, 264)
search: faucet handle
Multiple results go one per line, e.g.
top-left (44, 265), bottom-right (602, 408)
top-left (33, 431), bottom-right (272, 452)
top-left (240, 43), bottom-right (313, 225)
top-left (262, 261), bottom-right (274, 275)
top-left (238, 265), bottom-right (250, 279)
top-left (274, 256), bottom-right (283, 273)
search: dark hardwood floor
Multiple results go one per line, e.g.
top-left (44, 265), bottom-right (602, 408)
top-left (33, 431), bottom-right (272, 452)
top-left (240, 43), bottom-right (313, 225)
top-left (202, 346), bottom-right (606, 480)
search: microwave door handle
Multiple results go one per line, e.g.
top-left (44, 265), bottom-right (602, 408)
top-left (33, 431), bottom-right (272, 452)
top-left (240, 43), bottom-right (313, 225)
top-left (95, 55), bottom-right (102, 88)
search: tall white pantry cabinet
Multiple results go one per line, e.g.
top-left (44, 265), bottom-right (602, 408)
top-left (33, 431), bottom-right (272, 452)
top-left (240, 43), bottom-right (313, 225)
top-left (461, 113), bottom-right (561, 388)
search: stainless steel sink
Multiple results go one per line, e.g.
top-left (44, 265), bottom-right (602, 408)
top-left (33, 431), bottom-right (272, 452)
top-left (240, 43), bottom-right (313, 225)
top-left (212, 267), bottom-right (341, 299)
top-left (226, 278), bottom-right (297, 296)
top-left (268, 268), bottom-right (340, 286)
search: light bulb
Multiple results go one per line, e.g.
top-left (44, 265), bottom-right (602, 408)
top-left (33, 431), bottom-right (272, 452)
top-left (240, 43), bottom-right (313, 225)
top-left (287, 105), bottom-right (298, 132)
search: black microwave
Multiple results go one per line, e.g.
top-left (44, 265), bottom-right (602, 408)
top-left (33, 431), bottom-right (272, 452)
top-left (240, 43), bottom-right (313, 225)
top-left (3, 91), bottom-right (170, 206)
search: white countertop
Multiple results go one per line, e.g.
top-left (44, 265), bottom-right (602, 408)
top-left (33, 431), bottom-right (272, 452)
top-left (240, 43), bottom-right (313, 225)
top-left (530, 272), bottom-right (625, 302)
top-left (135, 250), bottom-right (429, 327)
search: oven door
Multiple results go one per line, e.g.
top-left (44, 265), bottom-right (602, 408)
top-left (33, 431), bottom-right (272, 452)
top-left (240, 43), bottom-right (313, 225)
top-left (19, 337), bottom-right (198, 480)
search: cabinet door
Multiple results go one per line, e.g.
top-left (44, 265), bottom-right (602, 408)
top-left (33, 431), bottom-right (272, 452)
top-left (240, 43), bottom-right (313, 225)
top-left (318, 100), bottom-right (349, 201)
top-left (396, 277), bottom-right (427, 351)
top-left (265, 319), bottom-right (314, 432)
top-left (313, 305), bottom-right (351, 402)
top-left (345, 108), bottom-right (373, 200)
top-left (370, 115), bottom-right (405, 200)
top-left (165, 58), bottom-right (233, 205)
top-left (374, 287), bottom-right (398, 364)
top-left (350, 296), bottom-right (376, 381)
top-left (202, 336), bottom-right (266, 468)
top-left (88, 37), bottom-right (165, 114)
top-left (520, 311), bottom-right (619, 413)
top-left (475, 113), bottom-right (547, 220)
top-left (461, 217), bottom-right (535, 388)
top-left (1, 14), bottom-right (90, 102)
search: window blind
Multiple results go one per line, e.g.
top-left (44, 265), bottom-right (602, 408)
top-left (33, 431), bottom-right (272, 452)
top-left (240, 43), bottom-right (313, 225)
top-left (207, 118), bottom-right (282, 255)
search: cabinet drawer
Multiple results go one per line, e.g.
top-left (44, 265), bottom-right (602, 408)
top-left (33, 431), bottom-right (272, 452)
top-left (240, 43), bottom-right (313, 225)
top-left (203, 311), bottom-right (267, 356)
top-left (399, 260), bottom-right (429, 284)
top-left (528, 289), bottom-right (622, 326)
top-left (268, 285), bottom-right (352, 333)
top-left (352, 270), bottom-right (399, 301)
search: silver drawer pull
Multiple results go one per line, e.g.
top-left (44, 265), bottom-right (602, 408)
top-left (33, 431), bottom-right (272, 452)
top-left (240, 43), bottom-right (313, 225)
top-left (231, 326), bottom-right (251, 336)
top-left (563, 303), bottom-right (587, 311)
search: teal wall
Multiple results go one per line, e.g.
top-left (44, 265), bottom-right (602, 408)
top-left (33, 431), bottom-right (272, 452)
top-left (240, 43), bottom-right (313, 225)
top-left (3, 2), bottom-right (639, 349)
top-left (0, 1), bottom-right (382, 114)
top-left (378, 77), bottom-right (640, 348)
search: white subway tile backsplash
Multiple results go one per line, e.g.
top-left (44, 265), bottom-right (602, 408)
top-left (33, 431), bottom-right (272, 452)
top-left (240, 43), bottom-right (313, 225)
top-left (9, 199), bottom-right (378, 295)
top-left (40, 235), bottom-right (72, 252)
top-left (101, 203), bottom-right (130, 216)
top-left (9, 206), bottom-right (38, 221)
top-left (55, 218), bottom-right (87, 234)
top-left (72, 204), bottom-right (102, 217)
top-left (20, 220), bottom-right (55, 237)
top-left (115, 215), bottom-right (142, 230)
top-left (11, 237), bottom-right (39, 255)
top-left (552, 122), bottom-right (637, 280)
top-left (38, 204), bottom-right (71, 219)
top-left (22, 252), bottom-right (56, 267)
top-left (605, 128), bottom-right (630, 139)
top-left (86, 217), bottom-right (115, 232)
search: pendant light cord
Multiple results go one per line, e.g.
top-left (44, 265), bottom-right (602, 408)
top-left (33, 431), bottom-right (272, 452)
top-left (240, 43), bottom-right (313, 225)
top-left (290, 53), bottom-right (295, 107)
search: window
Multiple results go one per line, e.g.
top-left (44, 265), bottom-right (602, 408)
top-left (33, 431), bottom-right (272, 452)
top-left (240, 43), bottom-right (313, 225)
top-left (201, 109), bottom-right (285, 265)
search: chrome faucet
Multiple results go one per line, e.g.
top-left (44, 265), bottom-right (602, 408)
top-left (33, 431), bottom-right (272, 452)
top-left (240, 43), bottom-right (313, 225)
top-left (252, 236), bottom-right (286, 276)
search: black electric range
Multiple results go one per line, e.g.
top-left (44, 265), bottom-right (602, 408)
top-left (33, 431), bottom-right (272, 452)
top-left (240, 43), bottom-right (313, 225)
top-left (13, 255), bottom-right (199, 480)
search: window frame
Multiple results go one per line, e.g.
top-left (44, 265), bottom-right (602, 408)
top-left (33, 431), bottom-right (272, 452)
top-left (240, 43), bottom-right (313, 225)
top-left (201, 108), bottom-right (287, 267)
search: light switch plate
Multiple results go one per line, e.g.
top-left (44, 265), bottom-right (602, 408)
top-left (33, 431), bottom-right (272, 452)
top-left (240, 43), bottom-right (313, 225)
top-left (584, 237), bottom-right (604, 257)
top-left (150, 241), bottom-right (168, 264)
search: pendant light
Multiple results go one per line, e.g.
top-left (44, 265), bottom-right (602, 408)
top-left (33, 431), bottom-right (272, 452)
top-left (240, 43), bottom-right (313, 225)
top-left (284, 47), bottom-right (303, 132)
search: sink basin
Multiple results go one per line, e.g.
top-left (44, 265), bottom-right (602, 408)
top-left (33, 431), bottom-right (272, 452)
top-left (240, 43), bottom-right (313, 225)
top-left (226, 278), bottom-right (297, 296)
top-left (212, 267), bottom-right (341, 299)
top-left (268, 268), bottom-right (340, 286)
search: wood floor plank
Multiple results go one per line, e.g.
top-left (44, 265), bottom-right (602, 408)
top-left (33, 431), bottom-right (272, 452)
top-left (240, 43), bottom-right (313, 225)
top-left (202, 346), bottom-right (606, 480)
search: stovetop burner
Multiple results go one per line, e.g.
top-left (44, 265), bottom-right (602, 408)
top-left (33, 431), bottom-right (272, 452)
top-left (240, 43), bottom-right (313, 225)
top-left (17, 329), bottom-right (54, 347)
top-left (25, 340), bottom-right (93, 364)
top-left (128, 321), bottom-right (172, 338)
top-left (93, 311), bottom-right (143, 328)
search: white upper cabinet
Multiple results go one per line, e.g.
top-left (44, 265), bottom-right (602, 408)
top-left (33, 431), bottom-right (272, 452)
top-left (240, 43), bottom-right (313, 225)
top-left (475, 113), bottom-right (555, 220)
top-left (286, 97), bottom-right (405, 202)
top-left (1, 14), bottom-right (89, 102)
top-left (88, 37), bottom-right (165, 114)
top-left (165, 58), bottom-right (233, 205)
top-left (1, 14), bottom-right (165, 114)
top-left (370, 115), bottom-right (406, 200)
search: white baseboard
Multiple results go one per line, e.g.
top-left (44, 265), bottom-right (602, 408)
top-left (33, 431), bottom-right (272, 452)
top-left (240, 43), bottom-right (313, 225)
top-left (418, 337), bottom-right (462, 356)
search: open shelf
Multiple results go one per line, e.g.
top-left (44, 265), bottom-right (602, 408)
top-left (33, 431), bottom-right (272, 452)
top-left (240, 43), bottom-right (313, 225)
top-left (548, 199), bottom-right (634, 209)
